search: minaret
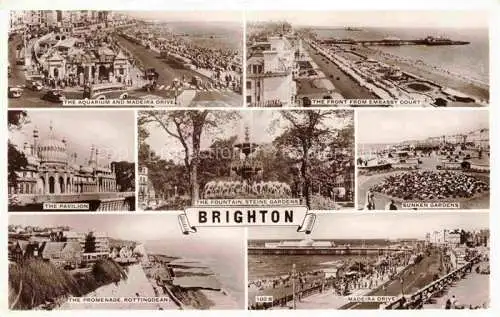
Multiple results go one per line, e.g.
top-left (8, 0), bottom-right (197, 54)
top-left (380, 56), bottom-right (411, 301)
top-left (88, 145), bottom-right (96, 166)
top-left (107, 153), bottom-right (112, 169)
top-left (95, 148), bottom-right (99, 167)
top-left (49, 120), bottom-right (54, 137)
top-left (33, 127), bottom-right (39, 155)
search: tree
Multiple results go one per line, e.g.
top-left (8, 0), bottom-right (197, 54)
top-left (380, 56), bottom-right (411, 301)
top-left (273, 110), bottom-right (353, 208)
top-left (112, 161), bottom-right (135, 191)
top-left (139, 110), bottom-right (240, 205)
top-left (8, 111), bottom-right (29, 190)
top-left (84, 232), bottom-right (96, 253)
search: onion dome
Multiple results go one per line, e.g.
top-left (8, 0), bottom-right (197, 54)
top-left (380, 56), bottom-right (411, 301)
top-left (38, 122), bottom-right (68, 164)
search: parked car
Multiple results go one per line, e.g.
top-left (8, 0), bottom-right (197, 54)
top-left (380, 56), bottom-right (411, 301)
top-left (142, 82), bottom-right (157, 92)
top-left (42, 89), bottom-right (65, 103)
top-left (8, 87), bottom-right (23, 98)
top-left (26, 79), bottom-right (43, 91)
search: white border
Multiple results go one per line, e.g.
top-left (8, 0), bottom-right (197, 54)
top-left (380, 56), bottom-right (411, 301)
top-left (1, 1), bottom-right (498, 317)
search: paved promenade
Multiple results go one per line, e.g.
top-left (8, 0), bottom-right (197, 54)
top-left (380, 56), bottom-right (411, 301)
top-left (423, 263), bottom-right (489, 309)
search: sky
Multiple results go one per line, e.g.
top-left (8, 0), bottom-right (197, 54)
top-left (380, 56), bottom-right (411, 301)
top-left (9, 110), bottom-right (135, 163)
top-left (144, 110), bottom-right (282, 164)
top-left (124, 11), bottom-right (243, 24)
top-left (249, 212), bottom-right (490, 240)
top-left (144, 110), bottom-right (349, 164)
top-left (357, 109), bottom-right (489, 144)
top-left (246, 11), bottom-right (489, 29)
top-left (8, 213), bottom-right (244, 245)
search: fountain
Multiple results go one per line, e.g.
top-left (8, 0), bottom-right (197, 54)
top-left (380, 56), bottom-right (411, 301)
top-left (202, 127), bottom-right (292, 199)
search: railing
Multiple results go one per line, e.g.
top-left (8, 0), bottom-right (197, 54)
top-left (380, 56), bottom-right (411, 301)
top-left (382, 254), bottom-right (481, 309)
top-left (248, 99), bottom-right (284, 107)
top-left (249, 283), bottom-right (328, 310)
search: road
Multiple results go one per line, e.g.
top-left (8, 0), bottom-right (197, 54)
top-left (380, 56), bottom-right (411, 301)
top-left (342, 249), bottom-right (443, 309)
top-left (305, 42), bottom-right (378, 100)
top-left (8, 35), bottom-right (84, 107)
top-left (8, 34), bottom-right (242, 107)
top-left (115, 34), bottom-right (242, 107)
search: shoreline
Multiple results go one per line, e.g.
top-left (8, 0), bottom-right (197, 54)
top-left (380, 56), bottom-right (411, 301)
top-left (309, 40), bottom-right (489, 103)
top-left (144, 253), bottom-right (241, 309)
top-left (354, 45), bottom-right (489, 101)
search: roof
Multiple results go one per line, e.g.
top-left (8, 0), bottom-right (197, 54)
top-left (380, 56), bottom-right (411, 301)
top-left (62, 241), bottom-right (82, 254)
top-left (98, 46), bottom-right (115, 56)
top-left (115, 50), bottom-right (127, 60)
top-left (41, 242), bottom-right (66, 259)
top-left (16, 240), bottom-right (29, 253)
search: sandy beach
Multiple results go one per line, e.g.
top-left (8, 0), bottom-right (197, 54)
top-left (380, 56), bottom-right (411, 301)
top-left (355, 46), bottom-right (489, 101)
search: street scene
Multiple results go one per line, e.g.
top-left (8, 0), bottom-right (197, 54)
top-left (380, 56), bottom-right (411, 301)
top-left (357, 109), bottom-right (489, 210)
top-left (7, 110), bottom-right (136, 211)
top-left (8, 11), bottom-right (243, 107)
top-left (248, 213), bottom-right (489, 310)
top-left (246, 11), bottom-right (488, 107)
top-left (8, 213), bottom-right (245, 310)
top-left (138, 109), bottom-right (354, 211)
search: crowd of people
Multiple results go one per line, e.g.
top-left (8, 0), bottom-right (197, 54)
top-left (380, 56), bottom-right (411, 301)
top-left (248, 270), bottom-right (325, 291)
top-left (131, 27), bottom-right (242, 91)
top-left (370, 171), bottom-right (489, 201)
top-left (249, 250), bottom-right (413, 307)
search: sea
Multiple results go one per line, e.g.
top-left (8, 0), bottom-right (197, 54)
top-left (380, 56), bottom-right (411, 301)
top-left (357, 143), bottom-right (399, 155)
top-left (144, 238), bottom-right (245, 307)
top-left (313, 27), bottom-right (489, 85)
top-left (248, 239), bottom-right (395, 281)
top-left (155, 21), bottom-right (243, 52)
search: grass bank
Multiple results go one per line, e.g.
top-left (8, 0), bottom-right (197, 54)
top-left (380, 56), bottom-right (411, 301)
top-left (9, 258), bottom-right (128, 310)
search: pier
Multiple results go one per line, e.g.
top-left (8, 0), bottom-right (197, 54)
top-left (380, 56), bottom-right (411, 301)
top-left (248, 246), bottom-right (409, 256)
top-left (321, 37), bottom-right (470, 47)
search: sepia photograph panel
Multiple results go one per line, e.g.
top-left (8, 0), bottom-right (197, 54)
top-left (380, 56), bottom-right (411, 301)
top-left (138, 109), bottom-right (354, 211)
top-left (7, 213), bottom-right (245, 310)
top-left (7, 110), bottom-right (136, 211)
top-left (8, 10), bottom-right (243, 107)
top-left (357, 109), bottom-right (489, 210)
top-left (246, 11), bottom-right (488, 107)
top-left (248, 212), bottom-right (490, 310)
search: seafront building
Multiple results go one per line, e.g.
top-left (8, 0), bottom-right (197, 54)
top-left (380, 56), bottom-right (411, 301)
top-left (9, 123), bottom-right (118, 195)
top-left (10, 10), bottom-right (122, 31)
top-left (8, 226), bottom-right (112, 268)
top-left (11, 10), bottom-right (136, 87)
top-left (246, 36), bottom-right (298, 106)
top-left (426, 229), bottom-right (489, 248)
